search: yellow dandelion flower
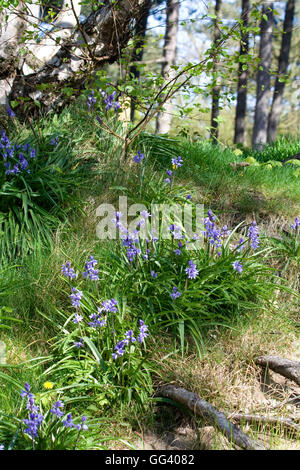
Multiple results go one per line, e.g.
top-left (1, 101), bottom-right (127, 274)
top-left (43, 381), bottom-right (54, 390)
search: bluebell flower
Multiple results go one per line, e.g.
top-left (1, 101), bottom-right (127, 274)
top-left (102, 298), bottom-right (118, 313)
top-left (82, 255), bottom-right (99, 281)
top-left (103, 90), bottom-right (118, 110)
top-left (87, 90), bottom-right (96, 109)
top-left (133, 150), bottom-right (144, 164)
top-left (1, 131), bottom-right (36, 177)
top-left (73, 313), bottom-right (83, 324)
top-left (202, 210), bottom-right (223, 249)
top-left (186, 260), bottom-right (199, 279)
top-left (0, 444), bottom-right (4, 450)
top-left (69, 288), bottom-right (83, 308)
top-left (50, 136), bottom-right (59, 146)
top-left (140, 210), bottom-right (151, 219)
top-left (23, 411), bottom-right (44, 439)
top-left (171, 156), bottom-right (183, 169)
top-left (75, 416), bottom-right (88, 431)
top-left (6, 106), bottom-right (15, 117)
top-left (137, 319), bottom-right (148, 343)
top-left (170, 286), bottom-right (181, 300)
top-left (221, 225), bottom-right (231, 238)
top-left (291, 217), bottom-right (300, 231)
top-left (63, 413), bottom-right (75, 429)
top-left (151, 270), bottom-right (157, 278)
top-left (247, 221), bottom-right (259, 250)
top-left (21, 385), bottom-right (44, 439)
top-left (20, 382), bottom-right (33, 399)
top-left (112, 340), bottom-right (126, 360)
top-left (124, 329), bottom-right (136, 345)
top-left (235, 237), bottom-right (245, 252)
top-left (89, 310), bottom-right (106, 328)
top-left (169, 224), bottom-right (183, 240)
top-left (62, 261), bottom-right (77, 280)
top-left (232, 260), bottom-right (243, 274)
top-left (50, 400), bottom-right (64, 418)
top-left (112, 211), bottom-right (125, 230)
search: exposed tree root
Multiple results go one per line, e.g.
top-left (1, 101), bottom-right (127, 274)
top-left (158, 384), bottom-right (266, 450)
top-left (229, 413), bottom-right (300, 437)
top-left (256, 356), bottom-right (300, 386)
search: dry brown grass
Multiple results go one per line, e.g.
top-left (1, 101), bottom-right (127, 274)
top-left (148, 308), bottom-right (300, 450)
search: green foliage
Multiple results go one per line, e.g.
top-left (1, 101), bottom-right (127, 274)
top-left (270, 223), bottom-right (300, 274)
top-left (0, 120), bottom-right (94, 264)
top-left (244, 136), bottom-right (300, 163)
top-left (35, 272), bottom-right (153, 409)
top-left (0, 376), bottom-right (100, 450)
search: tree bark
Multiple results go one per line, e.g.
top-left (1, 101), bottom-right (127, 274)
top-left (129, 0), bottom-right (151, 122)
top-left (210, 0), bottom-right (222, 144)
top-left (233, 0), bottom-right (250, 146)
top-left (256, 355), bottom-right (300, 386)
top-left (155, 0), bottom-right (179, 135)
top-left (159, 384), bottom-right (266, 450)
top-left (230, 412), bottom-right (300, 436)
top-left (0, 0), bottom-right (150, 117)
top-left (267, 0), bottom-right (296, 143)
top-left (252, 4), bottom-right (274, 150)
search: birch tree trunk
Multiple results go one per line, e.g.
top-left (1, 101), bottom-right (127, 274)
top-left (155, 0), bottom-right (179, 135)
top-left (0, 0), bottom-right (150, 118)
top-left (210, 0), bottom-right (222, 144)
top-left (267, 0), bottom-right (295, 143)
top-left (233, 0), bottom-right (250, 146)
top-left (252, 4), bottom-right (274, 150)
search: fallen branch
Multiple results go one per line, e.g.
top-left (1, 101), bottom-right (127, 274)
top-left (158, 384), bottom-right (266, 450)
top-left (229, 413), bottom-right (300, 437)
top-left (256, 356), bottom-right (300, 386)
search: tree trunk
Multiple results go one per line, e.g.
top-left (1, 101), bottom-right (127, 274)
top-left (0, 0), bottom-right (150, 118)
top-left (210, 0), bottom-right (222, 144)
top-left (267, 0), bottom-right (295, 143)
top-left (155, 0), bottom-right (179, 135)
top-left (233, 0), bottom-right (250, 146)
top-left (129, 0), bottom-right (151, 122)
top-left (252, 4), bottom-right (274, 150)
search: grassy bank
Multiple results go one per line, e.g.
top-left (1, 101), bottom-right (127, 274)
top-left (0, 106), bottom-right (299, 450)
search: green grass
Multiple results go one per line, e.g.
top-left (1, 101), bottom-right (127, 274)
top-left (137, 134), bottom-right (300, 218)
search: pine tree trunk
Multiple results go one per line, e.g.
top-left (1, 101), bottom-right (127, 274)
top-left (252, 4), bottom-right (274, 150)
top-left (234, 0), bottom-right (250, 146)
top-left (210, 0), bottom-right (222, 144)
top-left (267, 0), bottom-right (295, 143)
top-left (155, 0), bottom-right (179, 135)
top-left (130, 0), bottom-right (151, 122)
